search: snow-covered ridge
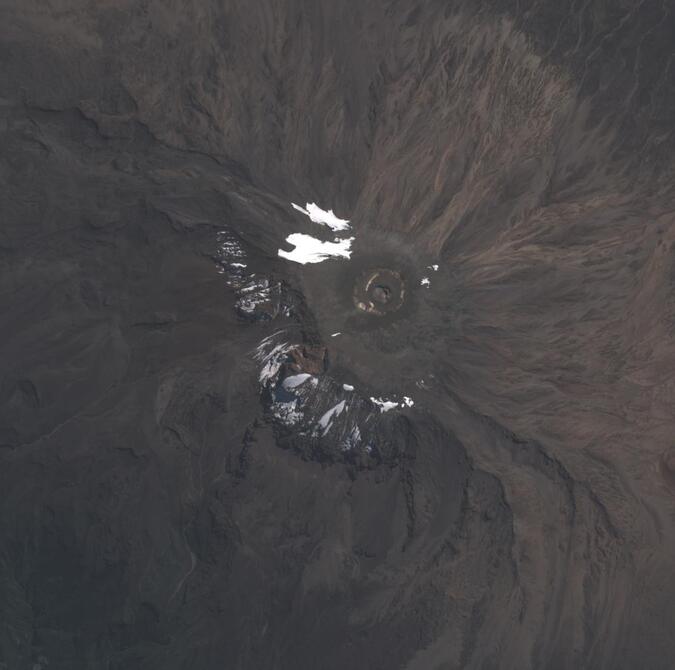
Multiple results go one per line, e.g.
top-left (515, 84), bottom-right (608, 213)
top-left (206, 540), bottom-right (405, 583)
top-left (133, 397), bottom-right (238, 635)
top-left (216, 230), bottom-right (288, 319)
top-left (253, 332), bottom-right (418, 458)
top-left (253, 333), bottom-right (359, 448)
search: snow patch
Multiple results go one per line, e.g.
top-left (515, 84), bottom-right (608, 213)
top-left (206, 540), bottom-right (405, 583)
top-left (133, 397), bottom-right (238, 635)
top-left (255, 337), bottom-right (291, 386)
top-left (342, 384), bottom-right (354, 392)
top-left (318, 400), bottom-right (346, 435)
top-left (420, 277), bottom-right (431, 287)
top-left (282, 373), bottom-right (314, 390)
top-left (370, 395), bottom-right (414, 412)
top-left (278, 233), bottom-right (354, 265)
top-left (292, 202), bottom-right (351, 232)
top-left (370, 397), bottom-right (399, 413)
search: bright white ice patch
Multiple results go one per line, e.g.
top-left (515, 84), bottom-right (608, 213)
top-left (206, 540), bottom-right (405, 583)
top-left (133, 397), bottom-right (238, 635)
top-left (331, 332), bottom-right (341, 337)
top-left (292, 202), bottom-right (351, 232)
top-left (254, 333), bottom-right (291, 386)
top-left (342, 384), bottom-right (354, 392)
top-left (257, 342), bottom-right (290, 384)
top-left (282, 373), bottom-right (314, 390)
top-left (278, 233), bottom-right (354, 265)
top-left (370, 397), bottom-right (400, 413)
top-left (318, 400), bottom-right (346, 435)
top-left (428, 264), bottom-right (439, 271)
top-left (420, 277), bottom-right (431, 287)
top-left (370, 395), bottom-right (414, 412)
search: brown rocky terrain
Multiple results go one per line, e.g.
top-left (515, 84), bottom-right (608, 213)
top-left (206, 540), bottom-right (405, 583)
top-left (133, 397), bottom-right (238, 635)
top-left (2, 1), bottom-right (675, 669)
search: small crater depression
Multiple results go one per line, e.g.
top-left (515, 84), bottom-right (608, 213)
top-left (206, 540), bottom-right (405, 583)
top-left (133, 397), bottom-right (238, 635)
top-left (353, 268), bottom-right (405, 316)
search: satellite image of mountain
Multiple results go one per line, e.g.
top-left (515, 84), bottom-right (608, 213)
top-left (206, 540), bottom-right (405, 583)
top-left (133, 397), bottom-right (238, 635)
top-left (2, 1), bottom-right (675, 669)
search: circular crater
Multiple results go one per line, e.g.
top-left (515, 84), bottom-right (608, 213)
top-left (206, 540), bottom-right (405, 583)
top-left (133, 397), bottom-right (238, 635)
top-left (353, 268), bottom-right (405, 316)
top-left (296, 232), bottom-right (429, 358)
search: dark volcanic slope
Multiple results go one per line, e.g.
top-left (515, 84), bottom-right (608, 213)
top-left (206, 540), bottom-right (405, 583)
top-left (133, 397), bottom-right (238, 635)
top-left (2, 2), bottom-right (675, 669)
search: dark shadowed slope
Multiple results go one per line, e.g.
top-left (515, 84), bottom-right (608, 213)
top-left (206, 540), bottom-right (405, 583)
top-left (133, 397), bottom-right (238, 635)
top-left (2, 2), bottom-right (675, 669)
